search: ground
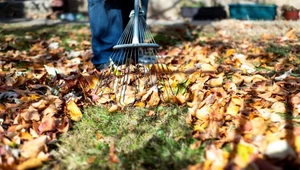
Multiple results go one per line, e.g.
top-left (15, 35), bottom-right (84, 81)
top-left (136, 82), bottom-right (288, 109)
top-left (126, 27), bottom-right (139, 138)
top-left (1, 19), bottom-right (300, 170)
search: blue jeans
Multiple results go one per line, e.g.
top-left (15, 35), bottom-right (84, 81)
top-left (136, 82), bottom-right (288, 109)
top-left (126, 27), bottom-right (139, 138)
top-left (88, 0), bottom-right (149, 65)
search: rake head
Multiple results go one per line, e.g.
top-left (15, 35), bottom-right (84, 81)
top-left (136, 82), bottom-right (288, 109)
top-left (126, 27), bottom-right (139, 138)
top-left (96, 10), bottom-right (174, 107)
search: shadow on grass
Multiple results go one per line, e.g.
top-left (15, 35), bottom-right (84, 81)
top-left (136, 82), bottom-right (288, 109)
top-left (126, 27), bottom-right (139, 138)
top-left (46, 105), bottom-right (205, 170)
top-left (0, 23), bottom-right (91, 66)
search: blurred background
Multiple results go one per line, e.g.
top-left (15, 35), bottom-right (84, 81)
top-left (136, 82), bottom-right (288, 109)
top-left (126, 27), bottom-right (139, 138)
top-left (0, 0), bottom-right (300, 20)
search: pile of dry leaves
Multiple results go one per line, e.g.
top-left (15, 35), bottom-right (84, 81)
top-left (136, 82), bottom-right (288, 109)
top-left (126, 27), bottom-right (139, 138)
top-left (1, 22), bottom-right (300, 170)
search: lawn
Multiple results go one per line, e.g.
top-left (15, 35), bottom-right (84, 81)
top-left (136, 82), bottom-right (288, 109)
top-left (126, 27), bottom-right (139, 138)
top-left (1, 20), bottom-right (300, 170)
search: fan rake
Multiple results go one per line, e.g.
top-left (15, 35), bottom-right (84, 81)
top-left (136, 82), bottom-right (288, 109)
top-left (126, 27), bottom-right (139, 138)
top-left (96, 0), bottom-right (174, 106)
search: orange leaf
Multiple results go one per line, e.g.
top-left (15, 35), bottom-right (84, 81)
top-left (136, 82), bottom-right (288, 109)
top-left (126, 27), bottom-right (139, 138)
top-left (19, 94), bottom-right (40, 103)
top-left (109, 143), bottom-right (119, 163)
top-left (0, 103), bottom-right (5, 114)
top-left (20, 132), bottom-right (33, 141)
top-left (17, 158), bottom-right (42, 170)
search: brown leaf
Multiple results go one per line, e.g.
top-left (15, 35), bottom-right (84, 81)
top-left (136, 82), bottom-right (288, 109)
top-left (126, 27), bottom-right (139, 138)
top-left (146, 110), bottom-right (155, 117)
top-left (250, 117), bottom-right (267, 136)
top-left (38, 117), bottom-right (58, 133)
top-left (87, 156), bottom-right (97, 164)
top-left (20, 106), bottom-right (40, 121)
top-left (280, 28), bottom-right (297, 42)
top-left (56, 117), bottom-right (70, 133)
top-left (109, 143), bottom-right (119, 163)
top-left (0, 103), bottom-right (5, 114)
top-left (147, 88), bottom-right (160, 107)
top-left (31, 99), bottom-right (48, 110)
top-left (41, 104), bottom-right (57, 118)
top-left (20, 136), bottom-right (47, 158)
top-left (290, 93), bottom-right (300, 117)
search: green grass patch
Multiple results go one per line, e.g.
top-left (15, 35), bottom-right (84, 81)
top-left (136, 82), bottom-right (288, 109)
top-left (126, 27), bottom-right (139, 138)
top-left (0, 24), bottom-right (90, 52)
top-left (266, 44), bottom-right (291, 57)
top-left (46, 105), bottom-right (203, 170)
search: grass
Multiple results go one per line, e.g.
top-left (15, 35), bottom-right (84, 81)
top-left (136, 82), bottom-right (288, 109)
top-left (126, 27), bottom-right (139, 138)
top-left (44, 105), bottom-right (204, 170)
top-left (266, 44), bottom-right (291, 57)
top-left (0, 24), bottom-right (90, 52)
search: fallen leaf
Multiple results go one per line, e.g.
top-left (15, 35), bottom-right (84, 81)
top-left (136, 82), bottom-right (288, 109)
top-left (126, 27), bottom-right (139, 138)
top-left (17, 158), bottom-right (42, 170)
top-left (108, 104), bottom-right (118, 113)
top-left (66, 100), bottom-right (82, 121)
top-left (20, 106), bottom-right (40, 121)
top-left (20, 136), bottom-right (47, 158)
top-left (38, 117), bottom-right (57, 133)
top-left (109, 143), bottom-right (119, 163)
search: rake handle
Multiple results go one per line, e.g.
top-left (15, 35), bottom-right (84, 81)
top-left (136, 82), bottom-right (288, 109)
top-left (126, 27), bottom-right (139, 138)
top-left (132, 0), bottom-right (140, 44)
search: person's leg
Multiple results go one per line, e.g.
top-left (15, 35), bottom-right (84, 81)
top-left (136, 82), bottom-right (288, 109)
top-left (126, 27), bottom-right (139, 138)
top-left (141, 0), bottom-right (148, 19)
top-left (88, 0), bottom-right (123, 66)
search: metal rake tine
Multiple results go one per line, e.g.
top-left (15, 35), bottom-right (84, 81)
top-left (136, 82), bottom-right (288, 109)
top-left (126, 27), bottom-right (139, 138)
top-left (118, 17), bottom-right (134, 45)
top-left (118, 49), bottom-right (134, 105)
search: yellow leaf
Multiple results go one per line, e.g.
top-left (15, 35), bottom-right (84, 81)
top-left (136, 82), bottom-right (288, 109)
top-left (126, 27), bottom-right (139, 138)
top-left (117, 94), bottom-right (135, 106)
top-left (271, 102), bottom-right (286, 113)
top-left (20, 132), bottom-right (33, 141)
top-left (37, 151), bottom-right (49, 162)
top-left (19, 94), bottom-right (41, 102)
top-left (66, 100), bottom-right (82, 121)
top-left (226, 49), bottom-right (236, 57)
top-left (201, 63), bottom-right (217, 72)
top-left (207, 74), bottom-right (223, 87)
top-left (194, 121), bottom-right (208, 132)
top-left (231, 96), bottom-right (242, 106)
top-left (225, 97), bottom-right (241, 116)
top-left (251, 117), bottom-right (267, 135)
top-left (176, 93), bottom-right (189, 104)
top-left (84, 75), bottom-right (100, 89)
top-left (280, 28), bottom-right (297, 42)
top-left (193, 124), bottom-right (205, 132)
top-left (195, 105), bottom-right (212, 120)
top-left (134, 101), bottom-right (145, 107)
top-left (294, 136), bottom-right (300, 152)
top-left (108, 105), bottom-right (118, 113)
top-left (231, 73), bottom-right (243, 85)
top-left (226, 104), bottom-right (240, 116)
top-left (17, 158), bottom-right (42, 170)
top-left (182, 61), bottom-right (196, 73)
top-left (236, 142), bottom-right (255, 168)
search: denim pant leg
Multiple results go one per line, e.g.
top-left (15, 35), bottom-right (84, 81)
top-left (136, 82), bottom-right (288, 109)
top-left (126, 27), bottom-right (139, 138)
top-left (88, 0), bottom-right (123, 65)
top-left (141, 0), bottom-right (149, 19)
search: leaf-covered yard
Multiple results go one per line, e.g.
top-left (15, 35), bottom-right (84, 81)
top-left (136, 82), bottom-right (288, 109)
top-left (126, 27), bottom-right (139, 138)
top-left (1, 20), bottom-right (300, 170)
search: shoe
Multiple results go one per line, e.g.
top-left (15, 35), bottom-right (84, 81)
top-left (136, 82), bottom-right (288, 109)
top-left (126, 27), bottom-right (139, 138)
top-left (94, 63), bottom-right (108, 71)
